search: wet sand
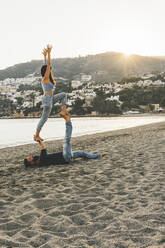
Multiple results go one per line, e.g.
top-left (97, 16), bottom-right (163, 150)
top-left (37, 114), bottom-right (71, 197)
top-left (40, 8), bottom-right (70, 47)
top-left (0, 122), bottom-right (165, 248)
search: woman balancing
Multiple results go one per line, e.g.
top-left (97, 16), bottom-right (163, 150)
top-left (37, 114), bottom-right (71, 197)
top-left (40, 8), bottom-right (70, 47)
top-left (34, 44), bottom-right (68, 141)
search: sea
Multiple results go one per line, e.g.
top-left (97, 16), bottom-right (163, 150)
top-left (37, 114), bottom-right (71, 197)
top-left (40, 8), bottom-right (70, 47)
top-left (1, 115), bottom-right (165, 149)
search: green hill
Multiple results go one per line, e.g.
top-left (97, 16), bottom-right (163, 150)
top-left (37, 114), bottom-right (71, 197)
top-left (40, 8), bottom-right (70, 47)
top-left (1, 52), bottom-right (165, 82)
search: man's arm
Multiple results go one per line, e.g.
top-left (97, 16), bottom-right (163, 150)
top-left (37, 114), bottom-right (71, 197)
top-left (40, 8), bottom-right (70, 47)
top-left (35, 138), bottom-right (47, 159)
top-left (38, 140), bottom-right (46, 150)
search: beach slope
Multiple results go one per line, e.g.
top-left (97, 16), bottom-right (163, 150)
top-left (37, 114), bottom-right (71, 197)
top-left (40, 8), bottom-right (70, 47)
top-left (0, 122), bottom-right (165, 248)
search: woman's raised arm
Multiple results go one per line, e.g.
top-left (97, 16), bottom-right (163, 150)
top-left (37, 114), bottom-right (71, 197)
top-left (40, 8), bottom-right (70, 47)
top-left (43, 44), bottom-right (52, 83)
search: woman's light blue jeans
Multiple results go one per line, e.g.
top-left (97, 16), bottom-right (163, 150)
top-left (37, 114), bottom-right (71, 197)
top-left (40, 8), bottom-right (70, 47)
top-left (63, 120), bottom-right (101, 163)
top-left (37, 92), bottom-right (67, 131)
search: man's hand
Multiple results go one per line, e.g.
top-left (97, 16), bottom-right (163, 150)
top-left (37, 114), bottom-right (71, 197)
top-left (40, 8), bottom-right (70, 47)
top-left (34, 136), bottom-right (41, 143)
top-left (34, 136), bottom-right (46, 150)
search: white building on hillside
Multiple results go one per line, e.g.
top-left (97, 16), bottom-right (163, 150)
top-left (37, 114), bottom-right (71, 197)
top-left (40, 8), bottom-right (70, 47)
top-left (106, 95), bottom-right (122, 103)
top-left (81, 74), bottom-right (92, 82)
top-left (71, 80), bottom-right (82, 89)
top-left (142, 74), bottom-right (154, 79)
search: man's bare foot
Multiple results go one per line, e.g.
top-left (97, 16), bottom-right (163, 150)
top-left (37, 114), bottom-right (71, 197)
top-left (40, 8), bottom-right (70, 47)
top-left (60, 112), bottom-right (71, 122)
top-left (59, 111), bottom-right (69, 117)
top-left (100, 152), bottom-right (108, 158)
top-left (34, 135), bottom-right (43, 142)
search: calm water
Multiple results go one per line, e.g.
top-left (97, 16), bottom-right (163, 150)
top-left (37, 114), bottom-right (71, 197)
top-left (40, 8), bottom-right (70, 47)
top-left (1, 116), bottom-right (165, 149)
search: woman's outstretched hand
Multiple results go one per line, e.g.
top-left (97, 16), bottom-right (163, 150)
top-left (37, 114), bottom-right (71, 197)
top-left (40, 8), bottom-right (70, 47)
top-left (42, 48), bottom-right (47, 57)
top-left (47, 44), bottom-right (52, 53)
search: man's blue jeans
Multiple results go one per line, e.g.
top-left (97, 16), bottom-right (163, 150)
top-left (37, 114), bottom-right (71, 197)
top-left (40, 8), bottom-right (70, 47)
top-left (63, 121), bottom-right (101, 162)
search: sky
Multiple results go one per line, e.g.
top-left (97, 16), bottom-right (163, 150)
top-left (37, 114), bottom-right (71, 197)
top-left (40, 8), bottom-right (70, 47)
top-left (0, 0), bottom-right (164, 69)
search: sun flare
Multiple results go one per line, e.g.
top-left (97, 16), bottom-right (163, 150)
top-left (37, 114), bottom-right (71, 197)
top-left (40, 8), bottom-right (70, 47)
top-left (123, 52), bottom-right (132, 57)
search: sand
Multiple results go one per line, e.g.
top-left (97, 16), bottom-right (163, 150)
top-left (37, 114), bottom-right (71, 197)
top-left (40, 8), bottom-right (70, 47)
top-left (0, 122), bottom-right (165, 248)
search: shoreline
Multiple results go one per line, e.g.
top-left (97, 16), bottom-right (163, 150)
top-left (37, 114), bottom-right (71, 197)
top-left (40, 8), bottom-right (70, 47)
top-left (1, 112), bottom-right (165, 120)
top-left (1, 120), bottom-right (165, 158)
top-left (0, 121), bottom-right (165, 247)
top-left (1, 116), bottom-right (165, 150)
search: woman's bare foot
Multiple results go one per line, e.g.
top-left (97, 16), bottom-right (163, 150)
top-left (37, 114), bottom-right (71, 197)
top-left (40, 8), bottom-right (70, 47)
top-left (34, 130), bottom-right (43, 141)
top-left (60, 112), bottom-right (71, 122)
top-left (60, 110), bottom-right (70, 117)
top-left (34, 135), bottom-right (43, 142)
top-left (59, 111), bottom-right (68, 117)
top-left (60, 104), bottom-right (68, 117)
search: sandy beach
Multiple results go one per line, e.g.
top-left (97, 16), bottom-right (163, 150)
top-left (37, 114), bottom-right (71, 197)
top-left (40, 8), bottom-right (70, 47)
top-left (0, 122), bottom-right (165, 248)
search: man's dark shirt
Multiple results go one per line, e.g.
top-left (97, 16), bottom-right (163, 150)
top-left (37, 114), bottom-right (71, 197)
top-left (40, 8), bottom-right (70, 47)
top-left (39, 149), bottom-right (68, 166)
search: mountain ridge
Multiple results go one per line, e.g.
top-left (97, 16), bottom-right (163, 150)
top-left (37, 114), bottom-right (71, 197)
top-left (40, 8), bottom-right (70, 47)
top-left (1, 52), bottom-right (165, 82)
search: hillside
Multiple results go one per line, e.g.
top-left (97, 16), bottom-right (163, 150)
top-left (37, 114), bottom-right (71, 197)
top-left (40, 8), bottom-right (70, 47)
top-left (1, 52), bottom-right (165, 82)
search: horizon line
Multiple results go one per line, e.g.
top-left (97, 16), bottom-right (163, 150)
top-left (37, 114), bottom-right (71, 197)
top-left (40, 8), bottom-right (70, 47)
top-left (1, 50), bottom-right (165, 70)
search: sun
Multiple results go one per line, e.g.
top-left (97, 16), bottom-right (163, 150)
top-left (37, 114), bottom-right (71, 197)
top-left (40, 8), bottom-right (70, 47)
top-left (123, 52), bottom-right (132, 57)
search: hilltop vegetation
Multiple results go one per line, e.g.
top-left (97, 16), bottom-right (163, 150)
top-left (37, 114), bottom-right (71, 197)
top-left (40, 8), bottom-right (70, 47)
top-left (1, 52), bottom-right (165, 82)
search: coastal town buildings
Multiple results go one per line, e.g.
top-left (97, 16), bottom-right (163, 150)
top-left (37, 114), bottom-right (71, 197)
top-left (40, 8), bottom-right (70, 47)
top-left (0, 72), bottom-right (165, 117)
